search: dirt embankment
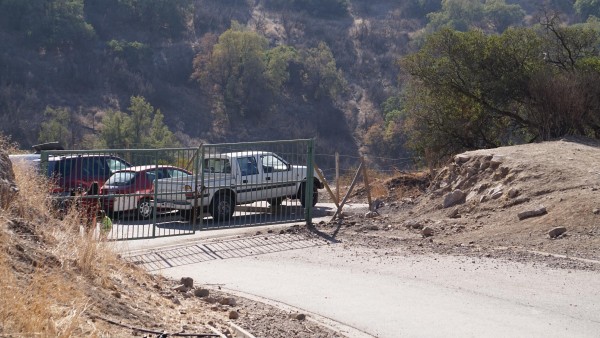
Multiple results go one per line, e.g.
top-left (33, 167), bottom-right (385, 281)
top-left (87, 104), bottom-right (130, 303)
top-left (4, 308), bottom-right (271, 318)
top-left (322, 138), bottom-right (600, 270)
top-left (1, 151), bottom-right (339, 337)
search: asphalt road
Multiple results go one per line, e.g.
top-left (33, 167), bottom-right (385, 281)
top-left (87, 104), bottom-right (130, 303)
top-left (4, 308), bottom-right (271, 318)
top-left (122, 229), bottom-right (600, 338)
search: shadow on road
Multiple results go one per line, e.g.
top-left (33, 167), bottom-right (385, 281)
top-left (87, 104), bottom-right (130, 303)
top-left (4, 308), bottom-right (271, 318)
top-left (307, 224), bottom-right (342, 244)
top-left (125, 232), bottom-right (333, 272)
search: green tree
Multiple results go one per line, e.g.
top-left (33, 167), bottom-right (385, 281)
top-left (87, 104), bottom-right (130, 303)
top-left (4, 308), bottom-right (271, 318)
top-left (426, 0), bottom-right (485, 32)
top-left (539, 14), bottom-right (600, 71)
top-left (484, 0), bottom-right (525, 32)
top-left (425, 0), bottom-right (523, 33)
top-left (192, 24), bottom-right (346, 125)
top-left (402, 0), bottom-right (443, 18)
top-left (301, 42), bottom-right (347, 100)
top-left (38, 106), bottom-right (73, 148)
top-left (399, 20), bottom-right (600, 162)
top-left (107, 40), bottom-right (150, 67)
top-left (127, 95), bottom-right (154, 147)
top-left (84, 0), bottom-right (190, 39)
top-left (192, 22), bottom-right (278, 117)
top-left (399, 28), bottom-right (543, 160)
top-left (0, 0), bottom-right (95, 49)
top-left (575, 0), bottom-right (600, 20)
top-left (99, 96), bottom-right (179, 149)
top-left (99, 109), bottom-right (131, 149)
top-left (147, 110), bottom-right (178, 148)
top-left (265, 45), bottom-right (299, 92)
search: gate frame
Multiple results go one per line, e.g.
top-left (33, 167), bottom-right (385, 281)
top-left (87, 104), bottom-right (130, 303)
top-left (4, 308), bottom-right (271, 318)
top-left (40, 139), bottom-right (315, 240)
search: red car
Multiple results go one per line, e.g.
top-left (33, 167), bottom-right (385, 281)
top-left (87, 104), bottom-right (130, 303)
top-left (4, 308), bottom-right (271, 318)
top-left (48, 154), bottom-right (131, 196)
top-left (100, 165), bottom-right (191, 219)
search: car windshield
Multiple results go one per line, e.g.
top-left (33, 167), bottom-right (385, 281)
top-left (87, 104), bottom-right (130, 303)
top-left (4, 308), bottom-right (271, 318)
top-left (106, 172), bottom-right (135, 186)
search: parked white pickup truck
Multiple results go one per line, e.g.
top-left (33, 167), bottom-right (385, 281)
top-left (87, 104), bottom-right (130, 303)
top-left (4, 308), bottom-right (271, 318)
top-left (153, 151), bottom-right (324, 221)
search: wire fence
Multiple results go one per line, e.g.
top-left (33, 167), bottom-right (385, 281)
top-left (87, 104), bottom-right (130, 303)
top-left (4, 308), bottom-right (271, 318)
top-left (314, 152), bottom-right (422, 183)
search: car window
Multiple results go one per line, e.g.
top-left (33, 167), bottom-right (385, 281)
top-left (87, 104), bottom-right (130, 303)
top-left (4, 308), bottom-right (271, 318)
top-left (145, 172), bottom-right (156, 182)
top-left (52, 158), bottom-right (75, 178)
top-left (106, 158), bottom-right (129, 174)
top-left (167, 169), bottom-right (191, 178)
top-left (204, 159), bottom-right (232, 174)
top-left (146, 169), bottom-right (167, 182)
top-left (106, 172), bottom-right (135, 186)
top-left (260, 154), bottom-right (288, 173)
top-left (81, 157), bottom-right (110, 178)
top-left (236, 157), bottom-right (259, 176)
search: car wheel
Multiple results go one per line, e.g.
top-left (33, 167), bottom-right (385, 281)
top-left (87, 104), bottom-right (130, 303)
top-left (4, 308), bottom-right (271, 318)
top-left (138, 198), bottom-right (153, 219)
top-left (209, 192), bottom-right (234, 222)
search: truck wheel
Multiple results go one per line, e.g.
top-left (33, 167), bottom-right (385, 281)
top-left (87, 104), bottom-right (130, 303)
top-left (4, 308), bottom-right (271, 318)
top-left (182, 208), bottom-right (200, 222)
top-left (299, 183), bottom-right (319, 208)
top-left (268, 197), bottom-right (284, 207)
top-left (138, 198), bottom-right (153, 219)
top-left (209, 192), bottom-right (234, 222)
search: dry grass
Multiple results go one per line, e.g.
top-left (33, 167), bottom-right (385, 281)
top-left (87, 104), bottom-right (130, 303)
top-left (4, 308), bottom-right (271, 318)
top-left (0, 134), bottom-right (20, 154)
top-left (0, 162), bottom-right (139, 336)
top-left (0, 248), bottom-right (88, 337)
top-left (9, 162), bottom-right (55, 223)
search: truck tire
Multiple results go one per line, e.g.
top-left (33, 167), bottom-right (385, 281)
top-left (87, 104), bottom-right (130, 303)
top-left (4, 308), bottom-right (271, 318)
top-left (267, 197), bottom-right (284, 207)
top-left (182, 207), bottom-right (200, 222)
top-left (299, 183), bottom-right (319, 208)
top-left (209, 192), bottom-right (235, 222)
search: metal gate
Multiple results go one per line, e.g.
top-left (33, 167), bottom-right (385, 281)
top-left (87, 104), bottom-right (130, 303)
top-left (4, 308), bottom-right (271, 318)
top-left (190, 139), bottom-right (316, 230)
top-left (41, 139), bottom-right (315, 240)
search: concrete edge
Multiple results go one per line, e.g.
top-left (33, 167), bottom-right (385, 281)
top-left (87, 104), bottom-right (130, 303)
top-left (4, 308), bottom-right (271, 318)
top-left (211, 286), bottom-right (375, 338)
top-left (206, 324), bottom-right (227, 338)
top-left (526, 250), bottom-right (600, 265)
top-left (228, 321), bottom-right (257, 338)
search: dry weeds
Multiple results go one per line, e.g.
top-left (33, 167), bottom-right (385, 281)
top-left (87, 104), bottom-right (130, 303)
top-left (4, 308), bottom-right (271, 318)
top-left (331, 166), bottom-right (404, 202)
top-left (0, 163), bottom-right (144, 336)
top-left (1, 161), bottom-right (343, 337)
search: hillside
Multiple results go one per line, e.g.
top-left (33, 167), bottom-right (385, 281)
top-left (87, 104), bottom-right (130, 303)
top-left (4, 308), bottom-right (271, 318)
top-left (0, 0), bottom-right (585, 169)
top-left (0, 0), bottom-right (405, 160)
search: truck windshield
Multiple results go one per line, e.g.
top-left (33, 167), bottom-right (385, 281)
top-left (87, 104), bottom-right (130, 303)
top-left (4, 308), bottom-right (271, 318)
top-left (260, 154), bottom-right (289, 173)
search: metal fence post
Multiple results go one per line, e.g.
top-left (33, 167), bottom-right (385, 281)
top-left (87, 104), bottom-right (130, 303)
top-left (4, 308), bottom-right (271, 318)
top-left (152, 149), bottom-right (158, 238)
top-left (305, 139), bottom-right (314, 226)
top-left (192, 144), bottom-right (204, 231)
top-left (197, 145), bottom-right (205, 230)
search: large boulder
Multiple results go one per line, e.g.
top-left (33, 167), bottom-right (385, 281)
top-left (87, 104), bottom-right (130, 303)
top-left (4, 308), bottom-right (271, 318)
top-left (443, 189), bottom-right (466, 208)
top-left (0, 149), bottom-right (18, 209)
